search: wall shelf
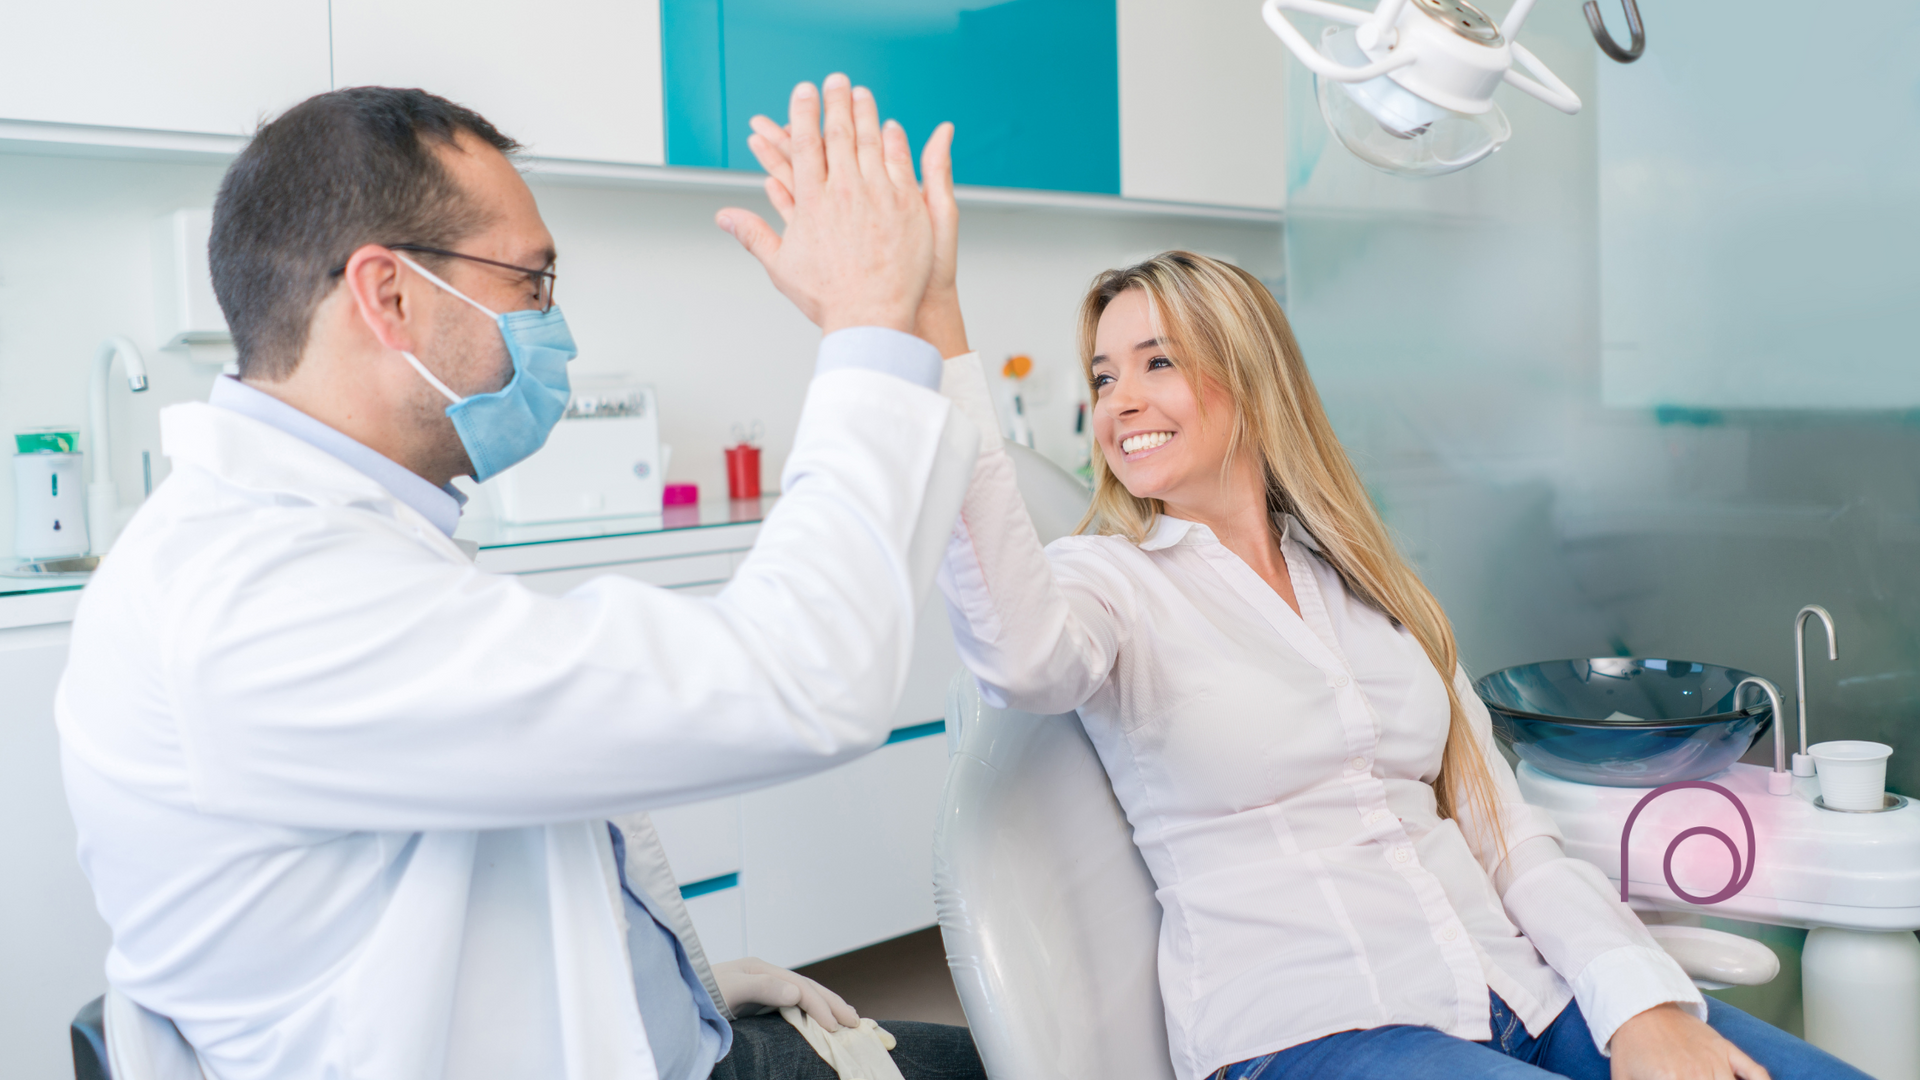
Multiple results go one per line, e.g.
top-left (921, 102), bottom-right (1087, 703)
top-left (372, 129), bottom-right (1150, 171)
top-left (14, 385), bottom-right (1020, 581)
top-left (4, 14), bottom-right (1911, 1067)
top-left (0, 119), bottom-right (1283, 225)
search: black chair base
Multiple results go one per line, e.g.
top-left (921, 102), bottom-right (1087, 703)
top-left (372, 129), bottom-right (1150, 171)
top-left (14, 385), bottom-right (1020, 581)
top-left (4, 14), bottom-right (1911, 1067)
top-left (72, 995), bottom-right (111, 1080)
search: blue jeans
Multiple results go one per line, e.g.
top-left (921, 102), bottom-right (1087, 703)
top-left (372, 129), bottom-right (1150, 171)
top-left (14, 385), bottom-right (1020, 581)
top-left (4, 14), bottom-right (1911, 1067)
top-left (1219, 993), bottom-right (1871, 1080)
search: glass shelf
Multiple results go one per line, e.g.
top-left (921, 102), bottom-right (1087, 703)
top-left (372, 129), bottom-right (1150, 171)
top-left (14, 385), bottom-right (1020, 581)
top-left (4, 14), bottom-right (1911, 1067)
top-left (1, 498), bottom-right (776, 599)
top-left (0, 577), bottom-right (85, 599)
top-left (456, 496), bottom-right (776, 549)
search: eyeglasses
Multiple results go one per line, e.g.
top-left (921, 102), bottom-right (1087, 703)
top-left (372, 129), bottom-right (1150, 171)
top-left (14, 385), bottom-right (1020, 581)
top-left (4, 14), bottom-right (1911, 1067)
top-left (329, 243), bottom-right (558, 313)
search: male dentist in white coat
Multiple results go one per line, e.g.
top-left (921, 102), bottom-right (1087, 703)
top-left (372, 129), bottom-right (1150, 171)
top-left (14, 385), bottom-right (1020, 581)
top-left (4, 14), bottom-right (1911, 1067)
top-left (57, 79), bottom-right (987, 1080)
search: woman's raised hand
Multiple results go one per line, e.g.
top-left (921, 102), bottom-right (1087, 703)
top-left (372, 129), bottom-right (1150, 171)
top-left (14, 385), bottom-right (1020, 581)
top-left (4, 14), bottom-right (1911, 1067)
top-left (740, 92), bottom-right (968, 357)
top-left (912, 120), bottom-right (969, 358)
top-left (1609, 1003), bottom-right (1771, 1080)
top-left (717, 74), bottom-right (933, 338)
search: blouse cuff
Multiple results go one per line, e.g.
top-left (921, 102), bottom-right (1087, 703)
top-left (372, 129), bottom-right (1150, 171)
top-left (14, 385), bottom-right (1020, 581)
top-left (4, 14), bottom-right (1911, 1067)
top-left (939, 352), bottom-right (1006, 454)
top-left (1571, 945), bottom-right (1708, 1056)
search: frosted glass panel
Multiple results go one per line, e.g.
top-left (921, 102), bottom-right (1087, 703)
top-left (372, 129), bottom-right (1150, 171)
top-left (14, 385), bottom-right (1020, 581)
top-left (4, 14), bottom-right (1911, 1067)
top-left (1599, 2), bottom-right (1920, 408)
top-left (1284, 0), bottom-right (1920, 817)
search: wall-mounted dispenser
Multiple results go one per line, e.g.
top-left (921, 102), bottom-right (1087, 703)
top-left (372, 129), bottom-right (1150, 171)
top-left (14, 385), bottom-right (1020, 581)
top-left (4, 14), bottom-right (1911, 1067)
top-left (153, 209), bottom-right (235, 369)
top-left (12, 430), bottom-right (88, 562)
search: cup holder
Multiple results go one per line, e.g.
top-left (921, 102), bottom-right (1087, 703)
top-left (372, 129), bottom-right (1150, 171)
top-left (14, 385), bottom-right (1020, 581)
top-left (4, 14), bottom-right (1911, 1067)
top-left (1813, 793), bottom-right (1909, 814)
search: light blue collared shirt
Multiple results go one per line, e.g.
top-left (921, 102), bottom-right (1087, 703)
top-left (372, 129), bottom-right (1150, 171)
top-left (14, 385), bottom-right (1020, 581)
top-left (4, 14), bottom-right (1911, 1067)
top-left (208, 329), bottom-right (938, 1079)
top-left (814, 326), bottom-right (943, 389)
top-left (207, 376), bottom-right (467, 537)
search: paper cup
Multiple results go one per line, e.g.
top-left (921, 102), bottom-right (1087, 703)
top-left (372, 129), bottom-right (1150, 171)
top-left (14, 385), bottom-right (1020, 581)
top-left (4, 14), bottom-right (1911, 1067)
top-left (1811, 741), bottom-right (1894, 811)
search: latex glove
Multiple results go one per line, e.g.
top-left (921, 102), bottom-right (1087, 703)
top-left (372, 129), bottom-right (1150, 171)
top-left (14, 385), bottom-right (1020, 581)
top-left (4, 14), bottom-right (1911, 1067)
top-left (1609, 1003), bottom-right (1770, 1080)
top-left (742, 95), bottom-right (968, 358)
top-left (712, 957), bottom-right (862, 1032)
top-left (717, 75), bottom-right (934, 337)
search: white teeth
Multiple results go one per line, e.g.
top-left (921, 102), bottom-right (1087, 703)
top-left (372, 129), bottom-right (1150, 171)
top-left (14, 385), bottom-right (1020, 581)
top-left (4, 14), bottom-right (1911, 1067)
top-left (1121, 432), bottom-right (1173, 454)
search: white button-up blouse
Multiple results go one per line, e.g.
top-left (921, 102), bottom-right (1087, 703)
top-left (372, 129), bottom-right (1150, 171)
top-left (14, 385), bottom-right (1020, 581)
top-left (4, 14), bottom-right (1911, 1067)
top-left (934, 355), bottom-right (1702, 1080)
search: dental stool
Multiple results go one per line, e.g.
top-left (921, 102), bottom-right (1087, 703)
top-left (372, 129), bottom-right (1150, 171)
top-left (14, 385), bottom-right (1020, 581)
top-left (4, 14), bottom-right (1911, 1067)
top-left (934, 675), bottom-right (1177, 1080)
top-left (70, 990), bottom-right (206, 1080)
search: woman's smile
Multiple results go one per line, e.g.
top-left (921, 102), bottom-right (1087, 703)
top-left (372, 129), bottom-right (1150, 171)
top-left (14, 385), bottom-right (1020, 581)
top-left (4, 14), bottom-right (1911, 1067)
top-left (1120, 430), bottom-right (1177, 460)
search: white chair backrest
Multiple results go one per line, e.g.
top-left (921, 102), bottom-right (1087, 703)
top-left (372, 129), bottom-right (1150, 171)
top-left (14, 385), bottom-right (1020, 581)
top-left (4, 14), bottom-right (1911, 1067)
top-left (934, 675), bottom-right (1174, 1080)
top-left (1000, 441), bottom-right (1090, 549)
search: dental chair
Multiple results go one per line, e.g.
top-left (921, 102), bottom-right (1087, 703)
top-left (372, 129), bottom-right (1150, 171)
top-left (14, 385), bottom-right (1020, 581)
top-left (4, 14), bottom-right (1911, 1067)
top-left (934, 675), bottom-right (1176, 1080)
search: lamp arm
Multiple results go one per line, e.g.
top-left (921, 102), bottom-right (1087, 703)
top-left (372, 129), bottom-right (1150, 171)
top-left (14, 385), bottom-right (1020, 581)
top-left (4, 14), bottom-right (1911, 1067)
top-left (1500, 0), bottom-right (1543, 40)
top-left (1263, 0), bottom-right (1421, 82)
top-left (1501, 41), bottom-right (1582, 114)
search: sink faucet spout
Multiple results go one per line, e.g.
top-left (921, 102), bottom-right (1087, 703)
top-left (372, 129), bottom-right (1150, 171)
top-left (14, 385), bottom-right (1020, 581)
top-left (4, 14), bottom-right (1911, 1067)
top-left (87, 336), bottom-right (150, 554)
top-left (1793, 605), bottom-right (1838, 777)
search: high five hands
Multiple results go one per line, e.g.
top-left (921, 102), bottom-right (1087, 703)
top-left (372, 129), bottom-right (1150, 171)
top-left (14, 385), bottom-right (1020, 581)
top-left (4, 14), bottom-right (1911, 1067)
top-left (717, 74), bottom-right (970, 359)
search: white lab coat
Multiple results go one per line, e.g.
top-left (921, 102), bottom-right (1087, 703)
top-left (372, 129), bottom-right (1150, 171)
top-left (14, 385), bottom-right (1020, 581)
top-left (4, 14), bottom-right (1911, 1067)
top-left (57, 366), bottom-right (977, 1080)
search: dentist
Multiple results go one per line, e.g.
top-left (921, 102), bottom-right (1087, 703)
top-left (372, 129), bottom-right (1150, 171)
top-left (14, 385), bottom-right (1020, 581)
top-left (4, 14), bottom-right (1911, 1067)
top-left (57, 82), bottom-right (983, 1080)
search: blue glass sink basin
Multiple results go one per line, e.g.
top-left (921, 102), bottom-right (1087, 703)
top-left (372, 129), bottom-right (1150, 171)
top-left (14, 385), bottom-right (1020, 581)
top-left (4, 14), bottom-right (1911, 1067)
top-left (1474, 658), bottom-right (1773, 788)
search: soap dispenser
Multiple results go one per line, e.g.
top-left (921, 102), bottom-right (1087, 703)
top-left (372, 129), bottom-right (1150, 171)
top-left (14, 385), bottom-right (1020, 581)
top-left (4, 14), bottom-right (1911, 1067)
top-left (12, 430), bottom-right (88, 561)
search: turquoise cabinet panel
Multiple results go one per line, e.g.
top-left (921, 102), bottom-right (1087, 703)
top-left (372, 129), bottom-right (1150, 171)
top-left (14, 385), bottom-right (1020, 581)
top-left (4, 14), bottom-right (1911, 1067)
top-left (664, 0), bottom-right (1119, 195)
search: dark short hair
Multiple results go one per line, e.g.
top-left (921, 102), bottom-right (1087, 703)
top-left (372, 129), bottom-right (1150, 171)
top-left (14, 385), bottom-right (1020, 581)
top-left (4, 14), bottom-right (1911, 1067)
top-left (209, 87), bottom-right (521, 381)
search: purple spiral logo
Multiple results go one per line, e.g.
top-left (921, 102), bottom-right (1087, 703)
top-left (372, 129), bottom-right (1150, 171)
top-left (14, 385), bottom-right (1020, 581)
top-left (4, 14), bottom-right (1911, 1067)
top-left (1618, 780), bottom-right (1757, 905)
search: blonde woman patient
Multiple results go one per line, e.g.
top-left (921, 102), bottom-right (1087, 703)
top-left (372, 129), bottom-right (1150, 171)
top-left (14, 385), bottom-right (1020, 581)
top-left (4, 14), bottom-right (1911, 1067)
top-left (730, 94), bottom-right (1861, 1080)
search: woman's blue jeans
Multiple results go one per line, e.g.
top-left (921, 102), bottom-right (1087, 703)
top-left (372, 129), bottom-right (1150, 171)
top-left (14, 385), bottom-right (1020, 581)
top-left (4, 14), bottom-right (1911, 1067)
top-left (1218, 993), bottom-right (1870, 1080)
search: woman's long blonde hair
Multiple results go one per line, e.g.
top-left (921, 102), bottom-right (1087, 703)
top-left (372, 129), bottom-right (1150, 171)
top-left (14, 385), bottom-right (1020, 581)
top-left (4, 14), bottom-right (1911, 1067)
top-left (1076, 251), bottom-right (1502, 834)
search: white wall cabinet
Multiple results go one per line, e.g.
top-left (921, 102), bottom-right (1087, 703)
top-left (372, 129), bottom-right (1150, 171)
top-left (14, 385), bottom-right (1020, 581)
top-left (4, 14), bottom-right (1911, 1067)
top-left (0, 625), bottom-right (112, 1080)
top-left (329, 0), bottom-right (666, 165)
top-left (0, 1), bottom-right (330, 135)
top-left (740, 734), bottom-right (950, 969)
top-left (1118, 0), bottom-right (1288, 210)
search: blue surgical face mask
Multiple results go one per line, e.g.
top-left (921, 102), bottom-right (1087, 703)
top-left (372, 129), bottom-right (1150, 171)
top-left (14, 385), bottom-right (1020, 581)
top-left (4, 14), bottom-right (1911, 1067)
top-left (396, 253), bottom-right (576, 483)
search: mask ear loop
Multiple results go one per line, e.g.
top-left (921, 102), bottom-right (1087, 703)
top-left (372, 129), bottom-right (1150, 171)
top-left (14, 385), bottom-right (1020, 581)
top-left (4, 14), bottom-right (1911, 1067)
top-left (393, 252), bottom-right (503, 406)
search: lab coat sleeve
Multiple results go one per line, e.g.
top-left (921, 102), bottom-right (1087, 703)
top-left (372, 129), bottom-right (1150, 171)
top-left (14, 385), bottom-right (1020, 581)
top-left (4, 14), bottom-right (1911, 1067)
top-left (934, 352), bottom-right (1124, 717)
top-left (167, 361), bottom-right (978, 831)
top-left (1451, 672), bottom-right (1707, 1054)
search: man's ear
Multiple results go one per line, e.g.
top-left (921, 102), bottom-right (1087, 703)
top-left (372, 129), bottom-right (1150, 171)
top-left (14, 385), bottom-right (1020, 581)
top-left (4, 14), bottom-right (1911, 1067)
top-left (340, 245), bottom-right (416, 354)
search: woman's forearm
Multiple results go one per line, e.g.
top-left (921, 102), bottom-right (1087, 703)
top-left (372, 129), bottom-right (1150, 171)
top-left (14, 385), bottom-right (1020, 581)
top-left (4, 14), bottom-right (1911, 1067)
top-left (916, 284), bottom-right (970, 359)
top-left (938, 353), bottom-right (1119, 715)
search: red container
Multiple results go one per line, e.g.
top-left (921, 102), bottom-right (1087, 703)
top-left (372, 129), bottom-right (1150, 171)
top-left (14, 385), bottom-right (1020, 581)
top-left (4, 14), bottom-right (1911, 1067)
top-left (724, 445), bottom-right (761, 500)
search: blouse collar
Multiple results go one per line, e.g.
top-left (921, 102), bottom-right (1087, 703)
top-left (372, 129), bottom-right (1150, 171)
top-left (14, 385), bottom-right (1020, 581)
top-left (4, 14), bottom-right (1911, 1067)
top-left (1140, 511), bottom-right (1325, 553)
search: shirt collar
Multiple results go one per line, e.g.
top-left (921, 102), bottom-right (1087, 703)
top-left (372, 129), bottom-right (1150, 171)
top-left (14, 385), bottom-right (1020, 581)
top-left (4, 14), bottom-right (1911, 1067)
top-left (1139, 511), bottom-right (1325, 553)
top-left (1140, 514), bottom-right (1199, 551)
top-left (207, 376), bottom-right (466, 537)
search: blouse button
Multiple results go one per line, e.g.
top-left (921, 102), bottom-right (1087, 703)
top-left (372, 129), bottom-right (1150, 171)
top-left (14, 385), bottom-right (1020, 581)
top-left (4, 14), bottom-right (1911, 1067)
top-left (1349, 757), bottom-right (1368, 772)
top-left (1393, 847), bottom-right (1412, 864)
top-left (1443, 927), bottom-right (1460, 942)
top-left (1368, 809), bottom-right (1390, 824)
top-left (1330, 672), bottom-right (1351, 688)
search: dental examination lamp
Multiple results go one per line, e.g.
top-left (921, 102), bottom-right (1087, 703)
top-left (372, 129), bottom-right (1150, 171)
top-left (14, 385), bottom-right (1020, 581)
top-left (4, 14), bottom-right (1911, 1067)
top-left (1262, 0), bottom-right (1582, 177)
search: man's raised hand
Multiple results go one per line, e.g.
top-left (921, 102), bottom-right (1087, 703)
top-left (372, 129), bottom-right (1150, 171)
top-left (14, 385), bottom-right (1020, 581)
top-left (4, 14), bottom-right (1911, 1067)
top-left (716, 74), bottom-right (934, 336)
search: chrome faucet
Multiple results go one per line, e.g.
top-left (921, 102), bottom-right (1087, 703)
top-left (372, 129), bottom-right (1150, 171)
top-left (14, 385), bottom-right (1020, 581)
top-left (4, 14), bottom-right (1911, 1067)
top-left (1733, 675), bottom-right (1791, 795)
top-left (1793, 606), bottom-right (1837, 777)
top-left (88, 336), bottom-right (149, 554)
